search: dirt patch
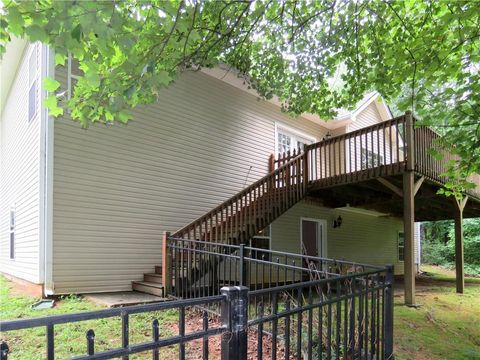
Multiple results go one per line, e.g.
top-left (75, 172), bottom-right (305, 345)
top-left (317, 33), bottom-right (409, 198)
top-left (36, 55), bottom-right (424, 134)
top-left (171, 311), bottom-right (294, 359)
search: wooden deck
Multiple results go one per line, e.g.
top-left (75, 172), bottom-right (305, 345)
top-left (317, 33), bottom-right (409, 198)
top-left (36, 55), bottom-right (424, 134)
top-left (274, 114), bottom-right (480, 221)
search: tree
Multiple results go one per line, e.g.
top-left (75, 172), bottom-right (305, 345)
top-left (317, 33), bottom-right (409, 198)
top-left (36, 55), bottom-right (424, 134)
top-left (1, 0), bottom-right (479, 190)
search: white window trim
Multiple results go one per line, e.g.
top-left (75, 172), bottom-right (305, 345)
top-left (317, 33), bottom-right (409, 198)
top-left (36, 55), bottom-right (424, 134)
top-left (274, 122), bottom-right (316, 155)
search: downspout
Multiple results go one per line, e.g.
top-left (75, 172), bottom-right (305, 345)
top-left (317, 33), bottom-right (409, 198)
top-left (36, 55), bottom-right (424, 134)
top-left (40, 44), bottom-right (54, 295)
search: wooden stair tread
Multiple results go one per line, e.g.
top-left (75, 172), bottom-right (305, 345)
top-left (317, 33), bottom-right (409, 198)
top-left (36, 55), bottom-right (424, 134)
top-left (144, 273), bottom-right (162, 278)
top-left (132, 281), bottom-right (165, 297)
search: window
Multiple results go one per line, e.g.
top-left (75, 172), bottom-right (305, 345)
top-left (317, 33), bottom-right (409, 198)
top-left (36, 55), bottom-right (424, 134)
top-left (9, 210), bottom-right (15, 259)
top-left (250, 226), bottom-right (271, 260)
top-left (398, 231), bottom-right (405, 262)
top-left (276, 126), bottom-right (314, 155)
top-left (28, 45), bottom-right (38, 122)
top-left (361, 148), bottom-right (384, 169)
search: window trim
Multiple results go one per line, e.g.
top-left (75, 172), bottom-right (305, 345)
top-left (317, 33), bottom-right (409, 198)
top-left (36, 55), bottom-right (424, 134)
top-left (274, 122), bottom-right (316, 155)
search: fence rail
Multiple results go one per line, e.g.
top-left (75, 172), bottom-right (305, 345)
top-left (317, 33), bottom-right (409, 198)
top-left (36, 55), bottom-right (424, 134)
top-left (1, 269), bottom-right (394, 360)
top-left (0, 296), bottom-right (225, 360)
top-left (166, 237), bottom-right (383, 300)
top-left (248, 267), bottom-right (394, 360)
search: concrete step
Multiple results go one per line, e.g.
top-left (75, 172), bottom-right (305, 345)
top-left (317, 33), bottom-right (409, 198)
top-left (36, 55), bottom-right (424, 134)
top-left (144, 273), bottom-right (163, 284)
top-left (132, 281), bottom-right (165, 297)
top-left (155, 265), bottom-right (162, 274)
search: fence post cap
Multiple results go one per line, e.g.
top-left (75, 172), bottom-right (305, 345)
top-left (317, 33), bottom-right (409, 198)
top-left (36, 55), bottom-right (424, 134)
top-left (220, 285), bottom-right (249, 294)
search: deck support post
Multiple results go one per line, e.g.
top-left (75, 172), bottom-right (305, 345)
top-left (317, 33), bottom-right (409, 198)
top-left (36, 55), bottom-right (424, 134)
top-left (403, 171), bottom-right (416, 305)
top-left (454, 196), bottom-right (468, 293)
top-left (403, 111), bottom-right (416, 305)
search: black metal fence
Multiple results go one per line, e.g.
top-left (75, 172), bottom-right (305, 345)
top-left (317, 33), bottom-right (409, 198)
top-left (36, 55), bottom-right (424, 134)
top-left (0, 295), bottom-right (225, 360)
top-left (247, 268), bottom-right (394, 359)
top-left (166, 237), bottom-right (384, 299)
top-left (1, 239), bottom-right (394, 360)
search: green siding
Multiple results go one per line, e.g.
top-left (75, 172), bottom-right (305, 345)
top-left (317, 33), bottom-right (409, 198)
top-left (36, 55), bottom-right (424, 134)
top-left (271, 200), bottom-right (407, 275)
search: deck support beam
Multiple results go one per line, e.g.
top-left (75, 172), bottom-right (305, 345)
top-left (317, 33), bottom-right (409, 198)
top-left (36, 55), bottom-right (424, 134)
top-left (403, 111), bottom-right (416, 305)
top-left (454, 196), bottom-right (468, 293)
top-left (377, 178), bottom-right (403, 197)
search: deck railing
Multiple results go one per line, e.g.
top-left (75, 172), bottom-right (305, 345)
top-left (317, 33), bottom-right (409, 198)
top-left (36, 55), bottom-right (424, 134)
top-left (269, 115), bottom-right (479, 197)
top-left (304, 116), bottom-right (407, 187)
top-left (415, 125), bottom-right (480, 198)
top-left (174, 114), bottom-right (479, 247)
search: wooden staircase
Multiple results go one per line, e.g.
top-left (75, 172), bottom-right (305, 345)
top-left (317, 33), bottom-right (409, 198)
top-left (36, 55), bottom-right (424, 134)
top-left (133, 150), bottom-right (310, 296)
top-left (132, 266), bottom-right (165, 297)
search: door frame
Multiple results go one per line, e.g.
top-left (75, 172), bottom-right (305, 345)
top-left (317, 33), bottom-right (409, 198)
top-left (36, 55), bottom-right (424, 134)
top-left (299, 217), bottom-right (328, 258)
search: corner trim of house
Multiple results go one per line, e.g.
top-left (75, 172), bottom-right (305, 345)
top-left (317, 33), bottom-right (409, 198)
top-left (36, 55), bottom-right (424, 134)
top-left (39, 44), bottom-right (55, 296)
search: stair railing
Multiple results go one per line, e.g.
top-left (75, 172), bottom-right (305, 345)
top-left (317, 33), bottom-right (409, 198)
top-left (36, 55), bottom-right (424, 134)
top-left (172, 150), bottom-right (308, 243)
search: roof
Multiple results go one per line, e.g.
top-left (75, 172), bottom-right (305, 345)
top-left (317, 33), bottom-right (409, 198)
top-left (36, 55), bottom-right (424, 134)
top-left (334, 91), bottom-right (380, 120)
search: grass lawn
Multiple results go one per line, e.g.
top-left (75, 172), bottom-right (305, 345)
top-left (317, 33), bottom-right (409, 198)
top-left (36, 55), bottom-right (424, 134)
top-left (0, 276), bottom-right (179, 359)
top-left (394, 265), bottom-right (480, 360)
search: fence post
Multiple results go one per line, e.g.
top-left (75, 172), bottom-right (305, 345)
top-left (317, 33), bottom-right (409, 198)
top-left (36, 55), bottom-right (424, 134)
top-left (239, 244), bottom-right (247, 286)
top-left (221, 286), bottom-right (248, 360)
top-left (384, 265), bottom-right (395, 359)
top-left (162, 231), bottom-right (171, 296)
top-left (0, 342), bottom-right (9, 360)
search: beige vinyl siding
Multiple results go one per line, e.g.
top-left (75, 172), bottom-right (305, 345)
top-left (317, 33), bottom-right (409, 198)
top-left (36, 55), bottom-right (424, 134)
top-left (52, 69), bottom-right (329, 293)
top-left (271, 200), bottom-right (406, 274)
top-left (347, 102), bottom-right (398, 171)
top-left (348, 100), bottom-right (383, 132)
top-left (0, 43), bottom-right (42, 283)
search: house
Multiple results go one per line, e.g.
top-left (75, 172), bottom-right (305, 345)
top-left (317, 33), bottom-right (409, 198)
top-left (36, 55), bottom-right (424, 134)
top-left (1, 40), bottom-right (479, 304)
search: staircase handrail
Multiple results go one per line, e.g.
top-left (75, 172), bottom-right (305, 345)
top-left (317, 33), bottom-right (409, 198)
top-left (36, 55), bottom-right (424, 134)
top-left (172, 150), bottom-right (307, 238)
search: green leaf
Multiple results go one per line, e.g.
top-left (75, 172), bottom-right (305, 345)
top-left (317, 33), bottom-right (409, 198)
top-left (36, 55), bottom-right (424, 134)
top-left (6, 7), bottom-right (24, 35)
top-left (55, 53), bottom-right (67, 66)
top-left (71, 24), bottom-right (82, 42)
top-left (117, 111), bottom-right (131, 123)
top-left (25, 25), bottom-right (48, 43)
top-left (85, 72), bottom-right (101, 89)
top-left (44, 95), bottom-right (64, 117)
top-left (43, 78), bottom-right (61, 92)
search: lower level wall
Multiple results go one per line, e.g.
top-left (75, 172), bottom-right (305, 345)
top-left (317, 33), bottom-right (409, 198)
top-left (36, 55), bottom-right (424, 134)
top-left (271, 200), bottom-right (417, 275)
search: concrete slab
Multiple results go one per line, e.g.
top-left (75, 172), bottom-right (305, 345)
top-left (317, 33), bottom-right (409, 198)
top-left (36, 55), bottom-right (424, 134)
top-left (84, 291), bottom-right (169, 307)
